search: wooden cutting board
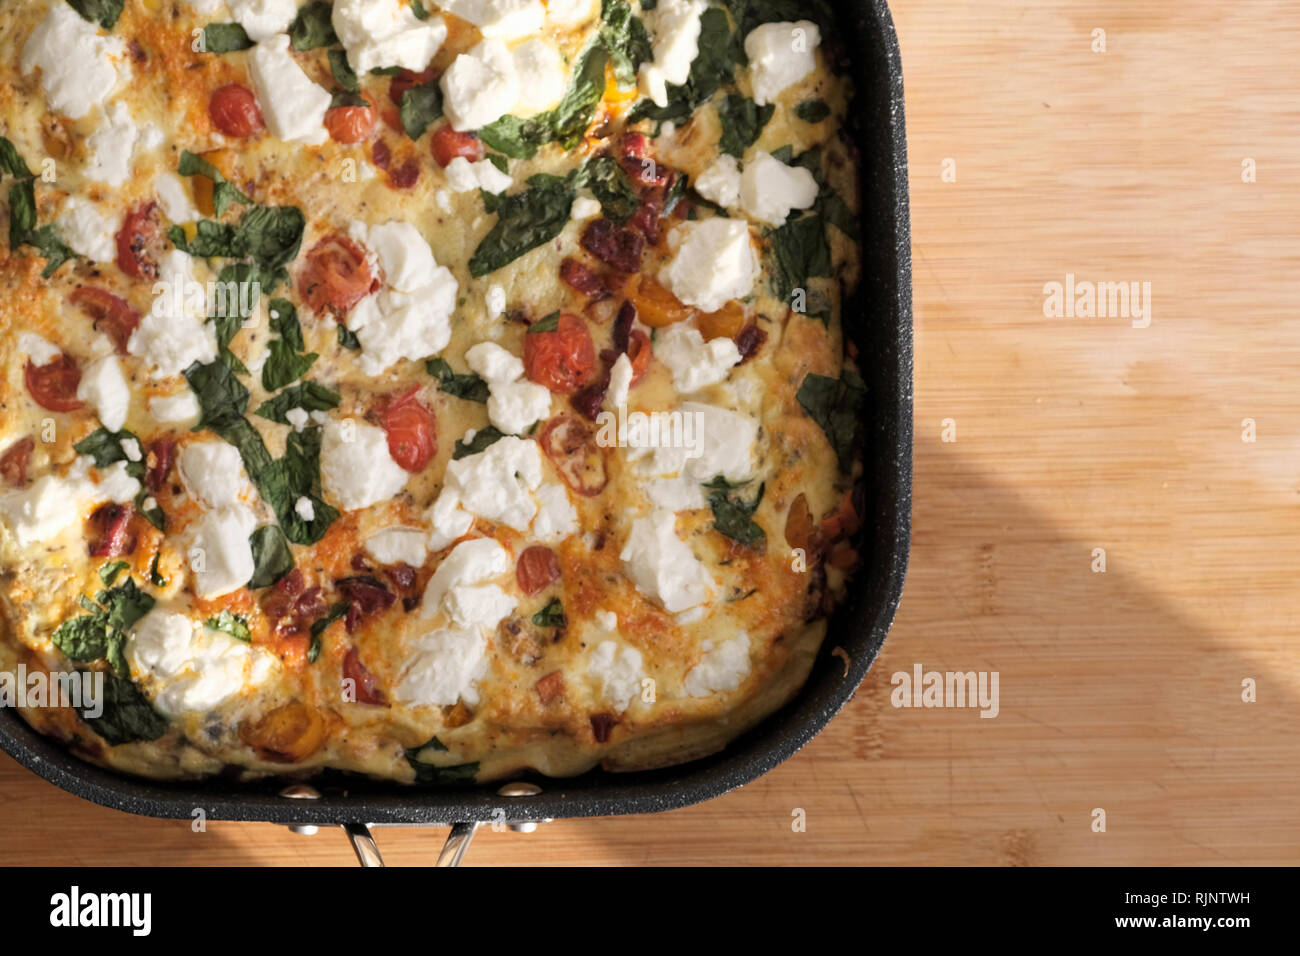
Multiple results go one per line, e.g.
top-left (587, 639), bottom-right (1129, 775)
top-left (2, 0), bottom-right (1297, 865)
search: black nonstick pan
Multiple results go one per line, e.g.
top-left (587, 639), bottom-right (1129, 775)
top-left (0, 0), bottom-right (912, 865)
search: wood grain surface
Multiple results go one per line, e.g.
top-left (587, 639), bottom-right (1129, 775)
top-left (3, 0), bottom-right (1298, 866)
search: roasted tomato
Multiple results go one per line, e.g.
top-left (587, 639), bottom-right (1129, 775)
top-left (624, 274), bottom-right (693, 327)
top-left (241, 700), bottom-right (325, 763)
top-left (208, 84), bottom-right (265, 138)
top-left (343, 647), bottom-right (387, 705)
top-left (379, 386), bottom-right (437, 472)
top-left (539, 415), bottom-right (608, 497)
top-left (87, 503), bottom-right (136, 558)
top-left (0, 437), bottom-right (34, 487)
top-left (626, 329), bottom-right (652, 384)
top-left (69, 287), bottom-right (140, 354)
top-left (516, 545), bottom-right (560, 596)
top-left (325, 98), bottom-right (376, 144)
top-left (580, 218), bottom-right (644, 273)
top-left (115, 203), bottom-right (165, 280)
top-left (697, 301), bottom-right (746, 341)
top-left (24, 355), bottom-right (83, 412)
top-left (784, 493), bottom-right (817, 554)
top-left (430, 124), bottom-right (485, 166)
top-left (297, 234), bottom-right (374, 316)
top-left (524, 313), bottom-right (596, 395)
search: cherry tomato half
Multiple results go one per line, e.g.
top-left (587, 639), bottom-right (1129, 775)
top-left (297, 234), bottom-right (375, 317)
top-left (24, 355), bottom-right (83, 412)
top-left (525, 314), bottom-right (596, 396)
top-left (70, 286), bottom-right (140, 355)
top-left (380, 386), bottom-right (437, 472)
top-left (209, 84), bottom-right (265, 138)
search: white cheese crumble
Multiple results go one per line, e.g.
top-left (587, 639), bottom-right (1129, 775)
top-left (320, 420), bottom-right (410, 511)
top-left (294, 496), bottom-right (315, 522)
top-left (693, 155), bottom-right (741, 208)
top-left (739, 150), bottom-right (819, 227)
top-left (331, 0), bottom-right (447, 74)
top-left (444, 156), bottom-right (513, 194)
top-left (660, 218), bottom-right (759, 313)
top-left (127, 610), bottom-right (276, 716)
top-left (56, 197), bottom-right (118, 263)
top-left (0, 458), bottom-right (138, 548)
top-left (393, 626), bottom-right (488, 707)
top-left (121, 438), bottom-right (142, 463)
top-left (18, 332), bottom-right (60, 366)
top-left (440, 39), bottom-right (520, 131)
top-left (365, 527), bottom-right (429, 566)
top-left (247, 33), bottom-right (331, 145)
top-left (74, 356), bottom-right (131, 433)
top-left (620, 509), bottom-right (717, 613)
top-left (654, 324), bottom-right (742, 394)
top-left (465, 341), bottom-right (553, 435)
top-left (570, 194), bottom-right (603, 220)
top-left (531, 482), bottom-right (578, 542)
top-left (420, 537), bottom-right (516, 630)
top-left (744, 20), bottom-right (821, 106)
top-left (426, 435), bottom-right (543, 548)
top-left (438, 0), bottom-right (544, 41)
top-left (512, 39), bottom-right (567, 116)
top-left (189, 504), bottom-right (259, 599)
top-left (149, 391), bottom-right (201, 424)
top-left (229, 0), bottom-right (298, 42)
top-left (347, 220), bottom-right (459, 375)
top-left (129, 251), bottom-right (218, 377)
top-left (546, 0), bottom-right (600, 29)
top-left (284, 407), bottom-right (309, 431)
top-left (486, 284), bottom-right (507, 319)
top-left (85, 102), bottom-right (146, 187)
top-left (683, 633), bottom-right (752, 696)
top-left (639, 0), bottom-right (706, 108)
top-left (628, 401), bottom-right (758, 510)
top-left (587, 640), bottom-right (644, 712)
top-left (604, 352), bottom-right (634, 411)
top-left (155, 173), bottom-right (200, 223)
top-left (21, 3), bottom-right (127, 119)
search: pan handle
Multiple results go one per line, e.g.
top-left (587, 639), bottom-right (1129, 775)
top-left (338, 821), bottom-right (480, 867)
top-left (341, 823), bottom-right (384, 866)
top-left (435, 822), bottom-right (480, 866)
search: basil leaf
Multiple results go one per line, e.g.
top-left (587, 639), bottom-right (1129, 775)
top-left (203, 23), bottom-right (254, 53)
top-left (630, 8), bottom-right (739, 130)
top-left (766, 214), bottom-right (831, 300)
top-left (796, 371), bottom-right (866, 470)
top-left (73, 427), bottom-right (135, 468)
top-left (337, 324), bottom-right (361, 350)
top-left (478, 39), bottom-right (607, 157)
top-left (248, 525), bottom-right (294, 589)
top-left (705, 477), bottom-right (767, 552)
top-left (269, 427), bottom-right (339, 543)
top-left (184, 359), bottom-right (250, 430)
top-left (528, 311), bottom-right (561, 334)
top-left (205, 610), bottom-right (251, 642)
top-left (8, 180), bottom-right (75, 277)
top-left (412, 0), bottom-right (430, 19)
top-left (599, 0), bottom-right (652, 86)
top-left (574, 155), bottom-right (639, 222)
top-left (0, 136), bottom-right (33, 178)
top-left (405, 744), bottom-right (480, 785)
top-left (289, 0), bottom-right (338, 50)
top-left (399, 79), bottom-right (444, 139)
top-left (469, 174), bottom-right (575, 277)
top-left (725, 0), bottom-right (836, 36)
top-left (148, 553), bottom-right (167, 587)
top-left (532, 597), bottom-right (566, 628)
top-left (717, 94), bottom-right (773, 158)
top-left (83, 672), bottom-right (169, 746)
top-left (52, 578), bottom-right (155, 679)
top-left (426, 358), bottom-right (489, 403)
top-left (795, 98), bottom-right (831, 123)
top-left (262, 341), bottom-right (318, 391)
top-left (788, 146), bottom-right (860, 241)
top-left (453, 426), bottom-right (505, 460)
top-left (255, 381), bottom-right (341, 424)
top-left (170, 205), bottom-right (305, 277)
top-left (178, 150), bottom-right (251, 217)
top-left (98, 560), bottom-right (129, 587)
top-left (328, 46), bottom-right (360, 93)
top-left (67, 0), bottom-right (124, 30)
top-left (308, 601), bottom-right (349, 663)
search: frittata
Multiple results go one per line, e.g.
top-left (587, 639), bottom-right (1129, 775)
top-left (0, 0), bottom-right (866, 785)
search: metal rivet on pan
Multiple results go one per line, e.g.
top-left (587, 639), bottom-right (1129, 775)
top-left (279, 784), bottom-right (322, 835)
top-left (279, 784), bottom-right (322, 800)
top-left (496, 781), bottom-right (549, 832)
